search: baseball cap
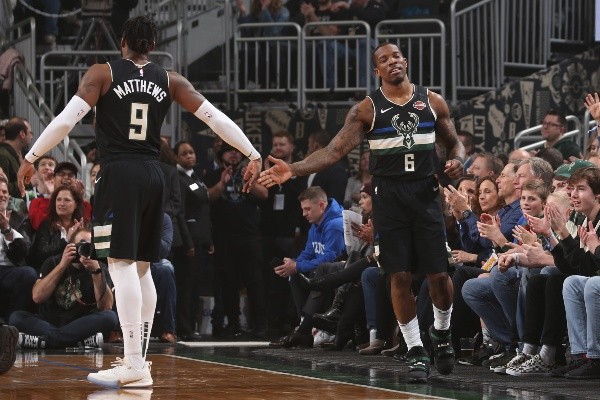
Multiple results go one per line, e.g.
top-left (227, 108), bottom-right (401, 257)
top-left (54, 161), bottom-right (78, 176)
top-left (554, 159), bottom-right (595, 180)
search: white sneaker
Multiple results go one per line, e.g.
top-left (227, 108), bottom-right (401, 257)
top-left (87, 357), bottom-right (153, 388)
top-left (80, 333), bottom-right (103, 348)
top-left (87, 388), bottom-right (153, 399)
top-left (313, 330), bottom-right (335, 347)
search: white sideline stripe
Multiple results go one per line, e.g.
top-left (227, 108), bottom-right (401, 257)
top-left (179, 341), bottom-right (270, 347)
top-left (163, 354), bottom-right (450, 399)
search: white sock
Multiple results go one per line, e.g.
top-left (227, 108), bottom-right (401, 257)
top-left (482, 326), bottom-right (492, 343)
top-left (539, 344), bottom-right (556, 364)
top-left (139, 263), bottom-right (157, 360)
top-left (522, 343), bottom-right (538, 356)
top-left (399, 317), bottom-right (423, 350)
top-left (433, 304), bottom-right (452, 331)
top-left (108, 259), bottom-right (144, 370)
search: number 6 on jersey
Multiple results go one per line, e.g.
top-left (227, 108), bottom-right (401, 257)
top-left (405, 153), bottom-right (415, 172)
top-left (129, 102), bottom-right (148, 140)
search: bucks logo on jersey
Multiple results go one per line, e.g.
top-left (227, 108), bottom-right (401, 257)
top-left (391, 112), bottom-right (418, 149)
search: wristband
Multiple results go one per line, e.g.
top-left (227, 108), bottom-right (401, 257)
top-left (91, 268), bottom-right (102, 275)
top-left (452, 156), bottom-right (464, 164)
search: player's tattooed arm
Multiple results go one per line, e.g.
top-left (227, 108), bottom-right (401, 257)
top-left (75, 64), bottom-right (111, 107)
top-left (291, 100), bottom-right (372, 177)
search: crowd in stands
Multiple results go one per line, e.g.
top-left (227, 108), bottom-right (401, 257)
top-left (1, 99), bottom-right (600, 382)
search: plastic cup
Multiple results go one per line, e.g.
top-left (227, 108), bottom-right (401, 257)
top-left (460, 337), bottom-right (476, 359)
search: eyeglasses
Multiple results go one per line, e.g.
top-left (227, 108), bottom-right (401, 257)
top-left (542, 121), bottom-right (563, 128)
top-left (55, 171), bottom-right (76, 179)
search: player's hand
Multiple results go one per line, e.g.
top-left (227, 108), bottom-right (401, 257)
top-left (242, 158), bottom-right (262, 193)
top-left (444, 158), bottom-right (463, 180)
top-left (17, 160), bottom-right (35, 198)
top-left (258, 155), bottom-right (293, 188)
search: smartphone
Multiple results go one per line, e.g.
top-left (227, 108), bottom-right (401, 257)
top-left (270, 257), bottom-right (283, 268)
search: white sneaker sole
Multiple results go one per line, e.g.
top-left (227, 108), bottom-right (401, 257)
top-left (87, 373), bottom-right (153, 388)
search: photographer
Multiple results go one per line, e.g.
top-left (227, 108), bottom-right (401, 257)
top-left (9, 228), bottom-right (118, 349)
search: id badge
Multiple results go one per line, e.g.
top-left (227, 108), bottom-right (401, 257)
top-left (274, 193), bottom-right (285, 210)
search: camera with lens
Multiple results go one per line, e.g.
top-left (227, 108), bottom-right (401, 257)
top-left (75, 241), bottom-right (95, 259)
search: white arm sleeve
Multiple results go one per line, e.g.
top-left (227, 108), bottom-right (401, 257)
top-left (25, 95), bottom-right (91, 163)
top-left (194, 100), bottom-right (260, 160)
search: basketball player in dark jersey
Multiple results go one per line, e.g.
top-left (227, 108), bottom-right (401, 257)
top-left (17, 16), bottom-right (261, 388)
top-left (259, 42), bottom-right (465, 382)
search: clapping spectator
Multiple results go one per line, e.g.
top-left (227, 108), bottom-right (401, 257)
top-left (0, 176), bottom-right (37, 322)
top-left (24, 155), bottom-right (56, 209)
top-left (27, 186), bottom-right (88, 271)
top-left (28, 162), bottom-right (92, 232)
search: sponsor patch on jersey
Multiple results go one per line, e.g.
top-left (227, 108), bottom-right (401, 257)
top-left (413, 101), bottom-right (426, 111)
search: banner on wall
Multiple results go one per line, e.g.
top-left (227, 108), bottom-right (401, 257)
top-left (457, 47), bottom-right (600, 155)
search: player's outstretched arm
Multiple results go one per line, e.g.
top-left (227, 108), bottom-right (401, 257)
top-left (17, 64), bottom-right (108, 196)
top-left (258, 99), bottom-right (372, 188)
top-left (169, 71), bottom-right (261, 192)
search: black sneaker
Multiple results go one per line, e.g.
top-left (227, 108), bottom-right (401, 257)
top-left (488, 350), bottom-right (516, 372)
top-left (406, 346), bottom-right (431, 383)
top-left (458, 346), bottom-right (490, 366)
top-left (460, 340), bottom-right (503, 366)
top-left (550, 357), bottom-right (588, 378)
top-left (428, 325), bottom-right (455, 375)
top-left (17, 333), bottom-right (46, 349)
top-left (0, 325), bottom-right (19, 375)
top-left (564, 359), bottom-right (600, 380)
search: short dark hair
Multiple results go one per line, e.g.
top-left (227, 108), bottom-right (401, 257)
top-left (457, 131), bottom-right (474, 147)
top-left (33, 155), bottom-right (57, 170)
top-left (535, 147), bottom-right (564, 171)
top-left (372, 42), bottom-right (403, 66)
top-left (159, 140), bottom-right (177, 166)
top-left (308, 130), bottom-right (331, 148)
top-left (521, 178), bottom-right (551, 203)
top-left (569, 166), bottom-right (600, 195)
top-left (122, 16), bottom-right (157, 55)
top-left (3, 117), bottom-right (28, 141)
top-left (545, 109), bottom-right (567, 128)
top-left (476, 152), bottom-right (504, 176)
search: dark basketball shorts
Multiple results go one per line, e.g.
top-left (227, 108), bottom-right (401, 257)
top-left (92, 158), bottom-right (164, 262)
top-left (371, 175), bottom-right (448, 275)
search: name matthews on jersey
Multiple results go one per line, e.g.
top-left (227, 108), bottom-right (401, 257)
top-left (113, 79), bottom-right (167, 102)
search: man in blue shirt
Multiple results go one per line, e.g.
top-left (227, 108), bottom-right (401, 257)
top-left (272, 186), bottom-right (345, 347)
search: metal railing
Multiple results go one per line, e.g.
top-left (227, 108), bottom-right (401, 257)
top-left (502, 0), bottom-right (551, 69)
top-left (451, 0), bottom-right (502, 105)
top-left (5, 17), bottom-right (36, 82)
top-left (11, 63), bottom-right (91, 189)
top-left (451, 0), bottom-right (594, 105)
top-left (39, 50), bottom-right (177, 132)
top-left (301, 21), bottom-right (371, 106)
top-left (551, 0), bottom-right (595, 45)
top-left (375, 19), bottom-right (446, 99)
top-left (513, 115), bottom-right (582, 151)
top-left (234, 22), bottom-right (302, 109)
